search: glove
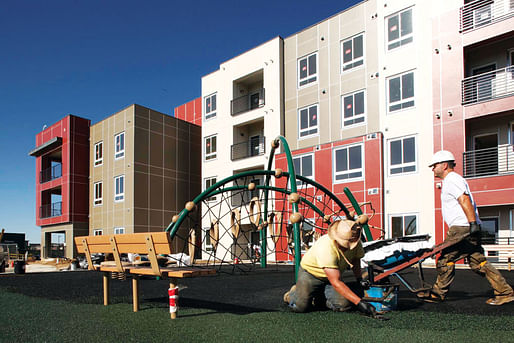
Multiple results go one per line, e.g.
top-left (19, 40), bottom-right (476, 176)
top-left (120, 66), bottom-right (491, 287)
top-left (469, 221), bottom-right (481, 235)
top-left (356, 300), bottom-right (377, 317)
top-left (356, 277), bottom-right (370, 289)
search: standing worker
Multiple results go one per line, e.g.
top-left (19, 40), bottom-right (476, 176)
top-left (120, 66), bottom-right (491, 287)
top-left (283, 216), bottom-right (378, 317)
top-left (419, 150), bottom-right (514, 305)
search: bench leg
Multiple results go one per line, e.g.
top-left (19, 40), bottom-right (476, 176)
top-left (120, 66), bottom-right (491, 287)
top-left (169, 278), bottom-right (178, 319)
top-left (103, 272), bottom-right (110, 306)
top-left (132, 276), bottom-right (139, 312)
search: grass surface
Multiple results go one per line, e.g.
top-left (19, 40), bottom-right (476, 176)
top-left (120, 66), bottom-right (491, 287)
top-left (1, 289), bottom-right (513, 343)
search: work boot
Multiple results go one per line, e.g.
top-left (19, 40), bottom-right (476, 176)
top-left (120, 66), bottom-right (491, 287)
top-left (486, 293), bottom-right (514, 306)
top-left (283, 285), bottom-right (296, 304)
top-left (416, 290), bottom-right (444, 303)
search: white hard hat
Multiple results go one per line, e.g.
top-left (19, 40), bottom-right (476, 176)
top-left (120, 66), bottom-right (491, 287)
top-left (429, 150), bottom-right (455, 167)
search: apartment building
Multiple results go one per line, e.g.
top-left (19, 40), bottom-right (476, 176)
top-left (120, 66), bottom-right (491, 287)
top-left (200, 37), bottom-right (284, 261)
top-left (29, 115), bottom-right (90, 258)
top-left (279, 0), bottom-right (436, 243)
top-left (432, 0), bottom-right (514, 244)
top-left (89, 104), bottom-right (201, 251)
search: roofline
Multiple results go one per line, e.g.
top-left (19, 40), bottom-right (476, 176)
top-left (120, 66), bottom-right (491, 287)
top-left (284, 0), bottom-right (366, 40)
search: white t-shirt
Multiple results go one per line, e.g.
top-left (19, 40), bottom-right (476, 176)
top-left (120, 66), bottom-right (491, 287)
top-left (441, 171), bottom-right (481, 227)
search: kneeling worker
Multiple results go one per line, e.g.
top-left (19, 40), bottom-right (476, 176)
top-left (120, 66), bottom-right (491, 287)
top-left (283, 216), bottom-right (377, 317)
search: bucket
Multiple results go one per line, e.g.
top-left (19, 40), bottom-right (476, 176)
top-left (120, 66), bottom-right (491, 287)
top-left (14, 260), bottom-right (26, 274)
top-left (364, 285), bottom-right (398, 313)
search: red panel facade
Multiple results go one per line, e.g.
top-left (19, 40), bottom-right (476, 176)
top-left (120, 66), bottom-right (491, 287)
top-left (174, 97), bottom-right (202, 126)
top-left (34, 115), bottom-right (90, 227)
top-left (274, 133), bottom-right (384, 260)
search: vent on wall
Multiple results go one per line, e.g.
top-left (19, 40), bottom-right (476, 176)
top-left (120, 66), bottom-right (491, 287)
top-left (367, 188), bottom-right (379, 195)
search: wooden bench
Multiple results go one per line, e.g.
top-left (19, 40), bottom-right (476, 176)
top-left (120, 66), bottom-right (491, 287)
top-left (483, 244), bottom-right (514, 271)
top-left (75, 232), bottom-right (216, 319)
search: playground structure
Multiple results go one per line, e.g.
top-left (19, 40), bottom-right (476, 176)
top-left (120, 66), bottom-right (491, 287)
top-left (75, 136), bottom-right (384, 318)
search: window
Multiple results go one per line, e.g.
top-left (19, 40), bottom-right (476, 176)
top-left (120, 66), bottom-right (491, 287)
top-left (204, 177), bottom-right (217, 202)
top-left (94, 181), bottom-right (103, 206)
top-left (93, 229), bottom-right (103, 236)
top-left (389, 136), bottom-right (416, 175)
top-left (94, 141), bottom-right (103, 166)
top-left (298, 104), bottom-right (318, 138)
top-left (388, 71), bottom-right (415, 112)
top-left (204, 93), bottom-right (217, 120)
top-left (204, 228), bottom-right (213, 252)
top-left (293, 154), bottom-right (314, 186)
top-left (114, 175), bottom-right (125, 202)
top-left (333, 144), bottom-right (363, 182)
top-left (480, 217), bottom-right (498, 244)
top-left (387, 8), bottom-right (413, 50)
top-left (114, 227), bottom-right (125, 235)
top-left (205, 135), bottom-right (217, 161)
top-left (341, 33), bottom-right (364, 72)
top-left (342, 90), bottom-right (366, 127)
top-left (390, 214), bottom-right (417, 238)
top-left (114, 132), bottom-right (125, 159)
top-left (298, 52), bottom-right (317, 87)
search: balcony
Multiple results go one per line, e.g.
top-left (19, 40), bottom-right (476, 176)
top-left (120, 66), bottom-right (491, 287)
top-left (40, 163), bottom-right (62, 183)
top-left (463, 144), bottom-right (514, 177)
top-left (40, 202), bottom-right (62, 218)
top-left (460, 0), bottom-right (514, 32)
top-left (231, 88), bottom-right (265, 116)
top-left (461, 66), bottom-right (514, 105)
top-left (231, 137), bottom-right (265, 161)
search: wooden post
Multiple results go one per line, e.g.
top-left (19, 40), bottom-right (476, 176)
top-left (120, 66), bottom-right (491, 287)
top-left (169, 278), bottom-right (178, 319)
top-left (132, 275), bottom-right (139, 312)
top-left (103, 272), bottom-right (109, 306)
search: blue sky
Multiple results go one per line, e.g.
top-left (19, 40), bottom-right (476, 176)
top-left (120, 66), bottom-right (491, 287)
top-left (0, 0), bottom-right (360, 244)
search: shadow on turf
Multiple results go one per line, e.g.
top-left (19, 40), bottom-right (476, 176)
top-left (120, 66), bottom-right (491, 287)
top-left (144, 296), bottom-right (274, 316)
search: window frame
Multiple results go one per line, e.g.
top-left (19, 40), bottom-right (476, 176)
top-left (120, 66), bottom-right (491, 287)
top-left (114, 227), bottom-right (125, 235)
top-left (386, 7), bottom-right (413, 51)
top-left (114, 174), bottom-right (125, 202)
top-left (333, 143), bottom-right (364, 183)
top-left (293, 153), bottom-right (314, 187)
top-left (341, 33), bottom-right (365, 72)
top-left (204, 93), bottom-right (217, 121)
top-left (94, 181), bottom-right (103, 206)
top-left (204, 135), bottom-right (217, 161)
top-left (297, 52), bottom-right (318, 88)
top-left (114, 132), bottom-right (125, 160)
top-left (341, 89), bottom-right (366, 128)
top-left (94, 141), bottom-right (103, 166)
top-left (204, 176), bottom-right (217, 202)
top-left (387, 70), bottom-right (415, 113)
top-left (93, 229), bottom-right (103, 236)
top-left (389, 213), bottom-right (418, 238)
top-left (298, 104), bottom-right (319, 139)
top-left (388, 135), bottom-right (417, 176)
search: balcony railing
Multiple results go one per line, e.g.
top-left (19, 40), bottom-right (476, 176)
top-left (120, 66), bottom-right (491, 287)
top-left (231, 137), bottom-right (265, 161)
top-left (460, 0), bottom-right (514, 32)
top-left (40, 164), bottom-right (62, 183)
top-left (463, 144), bottom-right (514, 177)
top-left (231, 88), bottom-right (265, 116)
top-left (40, 202), bottom-right (62, 218)
top-left (461, 66), bottom-right (514, 105)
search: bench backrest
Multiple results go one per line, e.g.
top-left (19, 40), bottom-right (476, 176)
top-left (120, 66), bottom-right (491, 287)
top-left (75, 232), bottom-right (172, 255)
top-left (75, 232), bottom-right (173, 274)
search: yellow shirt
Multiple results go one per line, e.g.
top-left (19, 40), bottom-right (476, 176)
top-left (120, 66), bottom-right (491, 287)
top-left (300, 234), bottom-right (364, 280)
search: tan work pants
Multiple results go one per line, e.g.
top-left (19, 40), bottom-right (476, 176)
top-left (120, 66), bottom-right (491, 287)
top-left (432, 225), bottom-right (513, 299)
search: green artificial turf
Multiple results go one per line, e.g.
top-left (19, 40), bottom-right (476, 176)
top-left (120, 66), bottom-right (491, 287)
top-left (1, 289), bottom-right (513, 343)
